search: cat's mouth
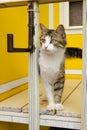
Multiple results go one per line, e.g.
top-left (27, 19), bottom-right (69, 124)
top-left (43, 47), bottom-right (50, 52)
top-left (44, 47), bottom-right (48, 51)
top-left (42, 48), bottom-right (56, 55)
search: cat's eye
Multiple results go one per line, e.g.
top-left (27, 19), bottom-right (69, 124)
top-left (51, 39), bottom-right (58, 44)
top-left (41, 39), bottom-right (45, 43)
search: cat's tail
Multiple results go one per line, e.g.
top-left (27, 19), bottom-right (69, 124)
top-left (65, 47), bottom-right (82, 58)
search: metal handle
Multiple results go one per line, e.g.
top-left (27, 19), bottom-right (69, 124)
top-left (7, 34), bottom-right (34, 53)
top-left (7, 3), bottom-right (34, 53)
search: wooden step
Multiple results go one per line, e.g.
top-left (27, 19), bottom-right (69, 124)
top-left (0, 89), bottom-right (28, 112)
top-left (22, 79), bottom-right (82, 118)
top-left (0, 79), bottom-right (82, 118)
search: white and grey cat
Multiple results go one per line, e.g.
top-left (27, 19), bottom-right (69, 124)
top-left (39, 24), bottom-right (82, 112)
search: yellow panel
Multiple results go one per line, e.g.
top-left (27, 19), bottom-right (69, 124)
top-left (65, 34), bottom-right (82, 79)
top-left (66, 34), bottom-right (82, 69)
top-left (54, 3), bottom-right (59, 29)
top-left (66, 34), bottom-right (82, 48)
top-left (39, 4), bottom-right (49, 27)
top-left (0, 6), bottom-right (28, 84)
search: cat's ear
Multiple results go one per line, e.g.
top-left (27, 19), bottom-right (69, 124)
top-left (56, 24), bottom-right (66, 39)
top-left (39, 23), bottom-right (48, 34)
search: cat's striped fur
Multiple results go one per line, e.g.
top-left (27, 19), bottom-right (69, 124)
top-left (39, 24), bottom-right (82, 112)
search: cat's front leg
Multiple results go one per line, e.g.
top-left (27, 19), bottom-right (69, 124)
top-left (45, 84), bottom-right (55, 111)
top-left (46, 91), bottom-right (56, 114)
top-left (46, 99), bottom-right (56, 115)
top-left (42, 79), bottom-right (56, 112)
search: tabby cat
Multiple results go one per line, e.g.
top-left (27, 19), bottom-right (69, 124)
top-left (39, 24), bottom-right (82, 112)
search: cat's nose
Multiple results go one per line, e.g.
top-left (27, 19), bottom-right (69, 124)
top-left (45, 46), bottom-right (48, 50)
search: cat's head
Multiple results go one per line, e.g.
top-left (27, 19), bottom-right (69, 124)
top-left (40, 24), bottom-right (67, 54)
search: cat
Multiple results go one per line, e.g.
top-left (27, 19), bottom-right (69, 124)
top-left (39, 23), bottom-right (82, 112)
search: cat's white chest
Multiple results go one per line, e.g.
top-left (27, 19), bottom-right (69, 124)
top-left (39, 49), bottom-right (65, 82)
top-left (39, 54), bottom-right (60, 72)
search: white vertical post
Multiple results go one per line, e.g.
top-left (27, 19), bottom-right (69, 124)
top-left (82, 0), bottom-right (87, 129)
top-left (49, 3), bottom-right (54, 29)
top-left (29, 2), bottom-right (39, 130)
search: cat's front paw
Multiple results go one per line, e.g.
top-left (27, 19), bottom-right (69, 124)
top-left (46, 103), bottom-right (56, 115)
top-left (47, 103), bottom-right (55, 110)
top-left (55, 103), bottom-right (64, 111)
top-left (47, 103), bottom-right (55, 115)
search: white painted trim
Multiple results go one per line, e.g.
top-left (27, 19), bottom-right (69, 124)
top-left (59, 2), bottom-right (64, 25)
top-left (49, 3), bottom-right (54, 29)
top-left (29, 3), bottom-right (39, 130)
top-left (59, 2), bottom-right (83, 34)
top-left (40, 115), bottom-right (81, 129)
top-left (65, 27), bottom-right (83, 34)
top-left (0, 111), bottom-right (81, 129)
top-left (0, 77), bottom-right (28, 94)
top-left (65, 69), bottom-right (82, 75)
top-left (82, 1), bottom-right (87, 129)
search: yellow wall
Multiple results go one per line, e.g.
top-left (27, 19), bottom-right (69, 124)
top-left (39, 4), bottom-right (49, 27)
top-left (65, 34), bottom-right (82, 79)
top-left (0, 6), bottom-right (28, 84)
top-left (66, 34), bottom-right (82, 70)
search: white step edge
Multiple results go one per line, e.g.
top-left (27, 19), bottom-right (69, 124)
top-left (0, 76), bottom-right (28, 94)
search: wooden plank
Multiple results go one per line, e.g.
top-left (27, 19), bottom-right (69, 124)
top-left (56, 80), bottom-right (82, 117)
top-left (22, 79), bottom-right (82, 118)
top-left (0, 89), bottom-right (28, 112)
top-left (22, 104), bottom-right (28, 113)
top-left (22, 78), bottom-right (48, 113)
top-left (0, 79), bottom-right (82, 119)
top-left (39, 79), bottom-right (81, 103)
top-left (62, 79), bottom-right (81, 102)
top-left (0, 0), bottom-right (83, 7)
top-left (56, 83), bottom-right (82, 118)
top-left (0, 79), bottom-right (81, 116)
top-left (40, 79), bottom-right (82, 116)
top-left (62, 83), bottom-right (82, 113)
top-left (0, 79), bottom-right (82, 129)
